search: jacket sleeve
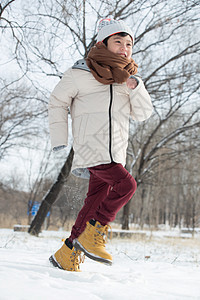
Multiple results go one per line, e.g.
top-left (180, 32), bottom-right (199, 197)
top-left (48, 68), bottom-right (78, 149)
top-left (129, 76), bottom-right (153, 121)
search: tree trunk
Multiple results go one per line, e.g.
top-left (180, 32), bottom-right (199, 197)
top-left (122, 200), bottom-right (130, 230)
top-left (28, 148), bottom-right (74, 236)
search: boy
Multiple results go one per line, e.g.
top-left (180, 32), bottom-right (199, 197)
top-left (48, 18), bottom-right (153, 271)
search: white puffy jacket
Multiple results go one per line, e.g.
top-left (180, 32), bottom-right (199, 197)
top-left (48, 60), bottom-right (153, 178)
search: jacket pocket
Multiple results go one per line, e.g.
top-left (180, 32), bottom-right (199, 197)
top-left (72, 114), bottom-right (89, 145)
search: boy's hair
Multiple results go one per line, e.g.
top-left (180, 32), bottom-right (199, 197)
top-left (103, 32), bottom-right (132, 47)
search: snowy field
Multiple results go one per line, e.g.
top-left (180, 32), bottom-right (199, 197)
top-left (0, 228), bottom-right (200, 300)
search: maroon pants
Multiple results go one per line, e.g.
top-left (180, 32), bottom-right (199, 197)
top-left (68, 162), bottom-right (137, 242)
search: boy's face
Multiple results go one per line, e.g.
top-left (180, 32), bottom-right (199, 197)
top-left (107, 34), bottom-right (133, 60)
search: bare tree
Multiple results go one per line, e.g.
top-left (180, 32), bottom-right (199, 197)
top-left (0, 82), bottom-right (48, 160)
top-left (1, 0), bottom-right (199, 232)
top-left (28, 148), bottom-right (74, 236)
top-left (26, 0), bottom-right (200, 231)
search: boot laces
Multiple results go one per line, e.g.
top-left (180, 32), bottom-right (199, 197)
top-left (95, 224), bottom-right (112, 245)
top-left (61, 239), bottom-right (85, 265)
top-left (72, 250), bottom-right (85, 267)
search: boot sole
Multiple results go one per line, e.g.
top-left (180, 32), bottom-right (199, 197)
top-left (73, 239), bottom-right (112, 266)
top-left (49, 255), bottom-right (64, 270)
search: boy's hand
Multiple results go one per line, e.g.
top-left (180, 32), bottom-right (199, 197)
top-left (126, 77), bottom-right (138, 89)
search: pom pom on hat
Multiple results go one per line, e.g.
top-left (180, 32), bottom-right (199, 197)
top-left (96, 17), bottom-right (134, 44)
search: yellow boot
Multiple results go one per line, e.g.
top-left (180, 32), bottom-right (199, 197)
top-left (49, 240), bottom-right (84, 271)
top-left (73, 220), bottom-right (112, 265)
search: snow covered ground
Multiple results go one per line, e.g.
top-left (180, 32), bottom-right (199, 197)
top-left (0, 228), bottom-right (200, 300)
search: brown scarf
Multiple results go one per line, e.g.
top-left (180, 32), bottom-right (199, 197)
top-left (86, 42), bottom-right (138, 85)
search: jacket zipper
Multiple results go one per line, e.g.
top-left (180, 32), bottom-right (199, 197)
top-left (109, 84), bottom-right (113, 162)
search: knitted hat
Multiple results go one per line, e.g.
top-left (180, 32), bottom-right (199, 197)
top-left (96, 18), bottom-right (134, 44)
